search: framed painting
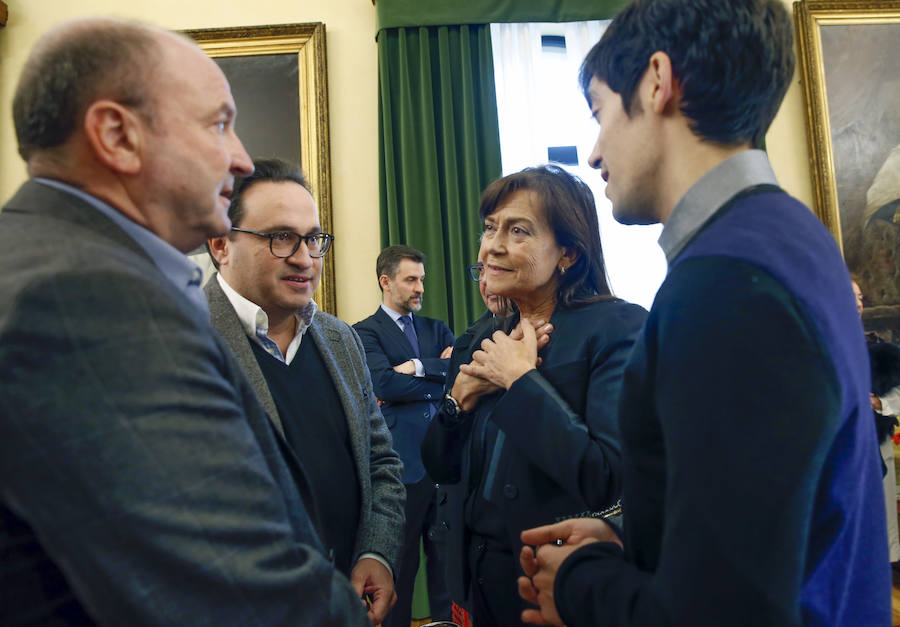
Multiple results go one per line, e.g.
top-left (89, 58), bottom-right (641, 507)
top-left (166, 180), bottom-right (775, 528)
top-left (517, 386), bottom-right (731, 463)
top-left (795, 0), bottom-right (900, 340)
top-left (182, 23), bottom-right (336, 314)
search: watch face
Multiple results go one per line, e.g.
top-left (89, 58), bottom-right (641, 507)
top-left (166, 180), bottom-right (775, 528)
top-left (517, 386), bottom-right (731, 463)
top-left (443, 395), bottom-right (459, 417)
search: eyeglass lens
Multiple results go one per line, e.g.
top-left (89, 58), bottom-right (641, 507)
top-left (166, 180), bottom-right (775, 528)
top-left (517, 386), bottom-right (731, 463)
top-left (270, 233), bottom-right (330, 258)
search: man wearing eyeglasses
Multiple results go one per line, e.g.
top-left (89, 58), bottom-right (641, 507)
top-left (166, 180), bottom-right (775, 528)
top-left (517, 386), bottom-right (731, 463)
top-left (206, 158), bottom-right (405, 626)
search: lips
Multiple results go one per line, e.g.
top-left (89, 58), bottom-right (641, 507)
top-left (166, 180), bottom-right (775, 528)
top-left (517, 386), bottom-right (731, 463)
top-left (218, 187), bottom-right (232, 208)
top-left (601, 170), bottom-right (609, 183)
top-left (283, 275), bottom-right (312, 287)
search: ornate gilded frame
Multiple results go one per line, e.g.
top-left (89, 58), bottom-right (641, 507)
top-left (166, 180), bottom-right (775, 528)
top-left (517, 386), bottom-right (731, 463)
top-left (795, 1), bottom-right (900, 334)
top-left (795, 1), bottom-right (900, 236)
top-left (183, 23), bottom-right (335, 314)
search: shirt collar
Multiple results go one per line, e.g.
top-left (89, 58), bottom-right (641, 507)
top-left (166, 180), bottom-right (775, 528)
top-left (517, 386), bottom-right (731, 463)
top-left (35, 177), bottom-right (208, 314)
top-left (381, 303), bottom-right (411, 326)
top-left (658, 149), bottom-right (778, 264)
top-left (216, 272), bottom-right (317, 341)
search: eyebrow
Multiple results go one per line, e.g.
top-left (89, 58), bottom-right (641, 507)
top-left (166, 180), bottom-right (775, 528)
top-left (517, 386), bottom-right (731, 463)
top-left (256, 225), bottom-right (323, 235)
top-left (487, 215), bottom-right (537, 230)
top-left (216, 102), bottom-right (236, 121)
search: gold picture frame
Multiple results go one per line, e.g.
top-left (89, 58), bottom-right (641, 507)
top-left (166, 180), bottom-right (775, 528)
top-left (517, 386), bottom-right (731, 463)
top-left (795, 0), bottom-right (900, 337)
top-left (183, 23), bottom-right (336, 314)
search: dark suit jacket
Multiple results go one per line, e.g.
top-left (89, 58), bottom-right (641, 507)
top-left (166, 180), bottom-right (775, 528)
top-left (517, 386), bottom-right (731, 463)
top-left (420, 299), bottom-right (647, 608)
top-left (353, 307), bottom-right (455, 484)
top-left (204, 276), bottom-right (405, 569)
top-left (0, 180), bottom-right (368, 626)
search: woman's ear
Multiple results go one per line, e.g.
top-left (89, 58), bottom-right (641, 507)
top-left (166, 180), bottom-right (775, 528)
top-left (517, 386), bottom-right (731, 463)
top-left (560, 247), bottom-right (579, 273)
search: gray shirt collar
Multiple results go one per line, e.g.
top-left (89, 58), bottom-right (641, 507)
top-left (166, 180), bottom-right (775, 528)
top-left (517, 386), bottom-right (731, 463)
top-left (35, 177), bottom-right (208, 314)
top-left (658, 149), bottom-right (778, 263)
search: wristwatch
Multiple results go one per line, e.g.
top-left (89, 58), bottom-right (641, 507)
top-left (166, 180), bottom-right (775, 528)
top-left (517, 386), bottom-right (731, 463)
top-left (441, 392), bottom-right (462, 420)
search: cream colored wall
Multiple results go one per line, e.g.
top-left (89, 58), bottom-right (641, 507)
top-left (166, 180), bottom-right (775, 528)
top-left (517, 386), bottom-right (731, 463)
top-left (0, 0), bottom-right (815, 323)
top-left (0, 0), bottom-right (384, 324)
top-left (767, 0), bottom-right (814, 209)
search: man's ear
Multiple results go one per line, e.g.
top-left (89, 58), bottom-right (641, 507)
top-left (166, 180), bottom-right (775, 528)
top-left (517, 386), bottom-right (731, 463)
top-left (208, 236), bottom-right (230, 268)
top-left (644, 51), bottom-right (678, 115)
top-left (378, 274), bottom-right (391, 293)
top-left (82, 100), bottom-right (144, 175)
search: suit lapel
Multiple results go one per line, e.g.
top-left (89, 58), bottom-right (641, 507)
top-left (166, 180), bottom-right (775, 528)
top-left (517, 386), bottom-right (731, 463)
top-left (376, 307), bottom-right (417, 358)
top-left (308, 320), bottom-right (369, 497)
top-left (204, 276), bottom-right (286, 437)
top-left (204, 277), bottom-right (332, 535)
top-left (411, 314), bottom-right (435, 357)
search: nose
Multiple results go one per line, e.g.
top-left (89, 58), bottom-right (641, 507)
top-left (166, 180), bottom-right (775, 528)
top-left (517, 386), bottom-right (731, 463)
top-left (588, 132), bottom-right (602, 170)
top-left (285, 240), bottom-right (315, 268)
top-left (414, 280), bottom-right (424, 294)
top-left (228, 130), bottom-right (254, 176)
top-left (482, 230), bottom-right (505, 257)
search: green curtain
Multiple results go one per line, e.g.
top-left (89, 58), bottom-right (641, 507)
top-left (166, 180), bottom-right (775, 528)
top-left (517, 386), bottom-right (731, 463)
top-left (378, 23), bottom-right (501, 334)
top-left (377, 0), bottom-right (630, 31)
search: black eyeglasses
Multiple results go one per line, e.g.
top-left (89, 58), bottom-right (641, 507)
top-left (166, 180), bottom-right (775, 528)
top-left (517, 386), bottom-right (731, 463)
top-left (467, 262), bottom-right (484, 282)
top-left (230, 228), bottom-right (334, 258)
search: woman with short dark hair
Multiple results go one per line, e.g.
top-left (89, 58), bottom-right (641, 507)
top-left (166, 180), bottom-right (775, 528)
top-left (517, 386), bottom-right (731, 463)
top-left (421, 165), bottom-right (647, 626)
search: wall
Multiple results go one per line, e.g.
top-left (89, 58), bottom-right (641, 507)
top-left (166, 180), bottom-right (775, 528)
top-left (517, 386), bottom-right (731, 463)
top-left (0, 0), bottom-right (384, 324)
top-left (767, 0), bottom-right (814, 210)
top-left (0, 0), bottom-right (815, 323)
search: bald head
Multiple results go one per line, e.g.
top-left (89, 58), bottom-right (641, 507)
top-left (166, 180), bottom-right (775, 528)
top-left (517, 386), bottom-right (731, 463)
top-left (13, 19), bottom-right (181, 161)
top-left (12, 18), bottom-right (253, 253)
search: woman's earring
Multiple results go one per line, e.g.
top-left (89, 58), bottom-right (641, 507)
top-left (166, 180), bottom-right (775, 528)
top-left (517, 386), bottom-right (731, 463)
top-left (559, 266), bottom-right (567, 275)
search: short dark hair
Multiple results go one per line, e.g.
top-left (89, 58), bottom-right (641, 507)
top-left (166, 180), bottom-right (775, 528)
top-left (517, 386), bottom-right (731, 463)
top-left (228, 157), bottom-right (311, 228)
top-left (13, 20), bottom-right (161, 161)
top-left (579, 0), bottom-right (794, 148)
top-left (207, 157), bottom-right (310, 269)
top-left (478, 165), bottom-right (612, 308)
top-left (376, 245), bottom-right (426, 290)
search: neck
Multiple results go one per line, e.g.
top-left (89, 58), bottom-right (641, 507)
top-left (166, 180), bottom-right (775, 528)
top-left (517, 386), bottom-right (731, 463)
top-left (514, 292), bottom-right (557, 324)
top-left (266, 311), bottom-right (298, 356)
top-left (31, 149), bottom-right (148, 227)
top-left (31, 147), bottom-right (199, 253)
top-left (655, 127), bottom-right (751, 224)
top-left (383, 301), bottom-right (409, 317)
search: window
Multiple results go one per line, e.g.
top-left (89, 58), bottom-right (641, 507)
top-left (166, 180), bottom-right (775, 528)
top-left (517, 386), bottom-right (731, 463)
top-left (491, 22), bottom-right (666, 310)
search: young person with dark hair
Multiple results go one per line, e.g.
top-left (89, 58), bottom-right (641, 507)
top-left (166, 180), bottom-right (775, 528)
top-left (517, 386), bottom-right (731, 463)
top-left (518, 2), bottom-right (890, 626)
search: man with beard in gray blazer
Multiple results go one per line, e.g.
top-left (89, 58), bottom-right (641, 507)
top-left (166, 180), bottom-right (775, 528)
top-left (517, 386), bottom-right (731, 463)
top-left (0, 19), bottom-right (370, 626)
top-left (205, 157), bottom-right (406, 626)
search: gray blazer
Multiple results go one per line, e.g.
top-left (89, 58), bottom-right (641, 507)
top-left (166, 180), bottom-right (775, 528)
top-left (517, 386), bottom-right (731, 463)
top-left (0, 180), bottom-right (369, 626)
top-left (205, 276), bottom-right (405, 570)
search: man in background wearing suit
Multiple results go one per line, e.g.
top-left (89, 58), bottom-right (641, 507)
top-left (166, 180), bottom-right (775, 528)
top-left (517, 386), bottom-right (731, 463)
top-left (354, 245), bottom-right (455, 627)
top-left (205, 157), bottom-right (405, 625)
top-left (0, 19), bottom-right (369, 626)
